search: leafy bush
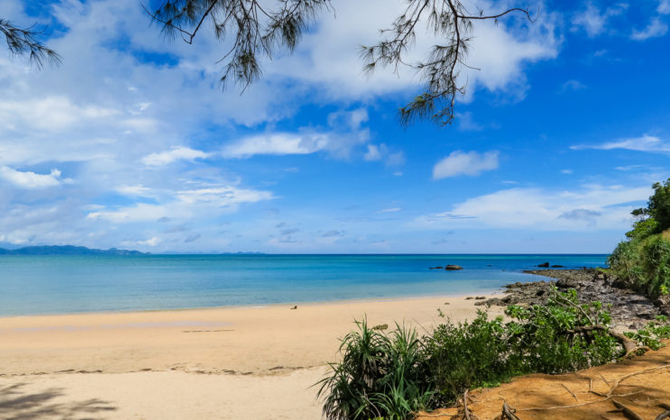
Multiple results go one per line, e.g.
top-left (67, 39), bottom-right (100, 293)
top-left (505, 289), bottom-right (619, 374)
top-left (423, 311), bottom-right (523, 406)
top-left (624, 315), bottom-right (670, 350)
top-left (609, 178), bottom-right (670, 299)
top-left (317, 318), bottom-right (432, 420)
top-left (318, 289), bottom-right (670, 420)
top-left (609, 234), bottom-right (670, 298)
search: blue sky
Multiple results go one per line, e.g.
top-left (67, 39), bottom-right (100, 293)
top-left (0, 0), bottom-right (668, 253)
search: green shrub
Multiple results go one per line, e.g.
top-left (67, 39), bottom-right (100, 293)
top-left (624, 315), bottom-right (670, 350)
top-left (317, 318), bottom-right (432, 420)
top-left (423, 310), bottom-right (522, 406)
top-left (318, 289), bottom-right (669, 420)
top-left (609, 234), bottom-right (670, 298)
top-left (505, 289), bottom-right (619, 374)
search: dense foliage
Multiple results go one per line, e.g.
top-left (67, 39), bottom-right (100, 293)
top-left (317, 289), bottom-right (670, 420)
top-left (609, 178), bottom-right (670, 298)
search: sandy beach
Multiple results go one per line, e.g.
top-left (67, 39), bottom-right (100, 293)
top-left (0, 294), bottom-right (500, 419)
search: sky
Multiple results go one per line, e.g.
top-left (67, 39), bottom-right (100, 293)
top-left (0, 0), bottom-right (668, 254)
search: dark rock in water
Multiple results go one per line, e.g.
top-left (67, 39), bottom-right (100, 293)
top-left (537, 262), bottom-right (550, 268)
top-left (445, 265), bottom-right (463, 270)
top-left (551, 265), bottom-right (564, 268)
top-left (487, 264), bottom-right (492, 267)
top-left (429, 266), bottom-right (444, 270)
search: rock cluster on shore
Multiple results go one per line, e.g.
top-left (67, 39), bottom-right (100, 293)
top-left (477, 268), bottom-right (669, 330)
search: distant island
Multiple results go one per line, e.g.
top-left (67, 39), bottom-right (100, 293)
top-left (0, 245), bottom-right (147, 256)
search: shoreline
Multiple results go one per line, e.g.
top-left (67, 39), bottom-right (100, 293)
top-left (0, 293), bottom-right (503, 377)
top-left (0, 288), bottom-right (507, 319)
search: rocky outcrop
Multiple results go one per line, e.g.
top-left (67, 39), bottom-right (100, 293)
top-left (476, 268), bottom-right (666, 329)
top-left (654, 295), bottom-right (670, 316)
top-left (445, 265), bottom-right (463, 270)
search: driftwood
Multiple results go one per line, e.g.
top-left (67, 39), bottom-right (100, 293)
top-left (461, 389), bottom-right (480, 420)
top-left (566, 325), bottom-right (651, 357)
top-left (611, 399), bottom-right (645, 420)
top-left (500, 402), bottom-right (522, 420)
top-left (561, 383), bottom-right (578, 402)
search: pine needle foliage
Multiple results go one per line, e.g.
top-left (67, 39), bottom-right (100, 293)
top-left (148, 0), bottom-right (533, 126)
top-left (0, 19), bottom-right (61, 68)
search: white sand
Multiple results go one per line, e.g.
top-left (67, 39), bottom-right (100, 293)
top-left (0, 294), bottom-right (501, 419)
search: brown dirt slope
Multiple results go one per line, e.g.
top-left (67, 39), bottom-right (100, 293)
top-left (416, 341), bottom-right (670, 420)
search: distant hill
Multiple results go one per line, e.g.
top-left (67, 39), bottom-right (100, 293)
top-left (0, 245), bottom-right (147, 256)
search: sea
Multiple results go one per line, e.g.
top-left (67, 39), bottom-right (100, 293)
top-left (0, 254), bottom-right (608, 316)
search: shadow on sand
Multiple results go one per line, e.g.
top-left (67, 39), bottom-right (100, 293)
top-left (0, 383), bottom-right (116, 420)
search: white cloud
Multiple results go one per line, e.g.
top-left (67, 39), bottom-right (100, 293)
top-left (115, 185), bottom-right (153, 197)
top-left (87, 186), bottom-right (273, 223)
top-left (222, 110), bottom-right (373, 160)
top-left (222, 133), bottom-right (329, 159)
top-left (455, 112), bottom-right (484, 131)
top-left (175, 187), bottom-right (273, 206)
top-left (571, 3), bottom-right (628, 37)
top-left (265, 0), bottom-right (559, 104)
top-left (327, 108), bottom-right (369, 131)
top-left (571, 134), bottom-right (670, 154)
top-left (631, 18), bottom-right (669, 41)
top-left (414, 184), bottom-right (650, 231)
top-left (87, 203), bottom-right (170, 223)
top-left (364, 145), bottom-right (382, 161)
top-left (460, 18), bottom-right (559, 99)
top-left (659, 0), bottom-right (670, 14)
top-left (378, 207), bottom-right (402, 213)
top-left (561, 169), bottom-right (573, 175)
top-left (433, 151), bottom-right (500, 179)
top-left (122, 236), bottom-right (162, 247)
top-left (560, 80), bottom-right (587, 93)
top-left (142, 146), bottom-right (210, 166)
top-left (0, 167), bottom-right (71, 189)
top-left (0, 96), bottom-right (119, 133)
top-left (363, 143), bottom-right (405, 166)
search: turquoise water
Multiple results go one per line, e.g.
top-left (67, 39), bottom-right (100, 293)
top-left (0, 254), bottom-right (607, 316)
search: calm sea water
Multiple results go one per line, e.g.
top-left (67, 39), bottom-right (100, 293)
top-left (0, 254), bottom-right (607, 316)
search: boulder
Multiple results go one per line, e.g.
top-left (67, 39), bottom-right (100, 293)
top-left (654, 295), bottom-right (670, 316)
top-left (429, 266), bottom-right (444, 270)
top-left (551, 265), bottom-right (564, 268)
top-left (445, 265), bottom-right (463, 270)
top-left (537, 262), bottom-right (550, 268)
